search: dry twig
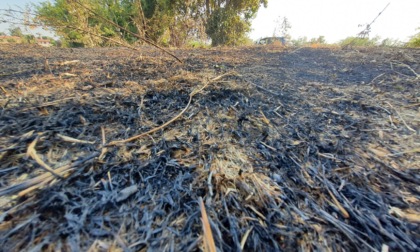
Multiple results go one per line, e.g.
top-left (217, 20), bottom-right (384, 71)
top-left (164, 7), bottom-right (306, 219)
top-left (107, 72), bottom-right (233, 146)
top-left (26, 136), bottom-right (62, 178)
top-left (385, 101), bottom-right (416, 133)
top-left (199, 197), bottom-right (217, 252)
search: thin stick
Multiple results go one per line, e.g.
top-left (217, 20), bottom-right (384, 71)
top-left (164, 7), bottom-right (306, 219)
top-left (240, 227), bottom-right (253, 251)
top-left (57, 134), bottom-right (95, 144)
top-left (26, 137), bottom-right (63, 178)
top-left (385, 101), bottom-right (416, 133)
top-left (391, 60), bottom-right (419, 79)
top-left (107, 72), bottom-right (232, 146)
top-left (0, 86), bottom-right (8, 95)
top-left (99, 126), bottom-right (108, 161)
top-left (368, 73), bottom-right (385, 85)
top-left (326, 188), bottom-right (350, 219)
top-left (199, 197), bottom-right (217, 252)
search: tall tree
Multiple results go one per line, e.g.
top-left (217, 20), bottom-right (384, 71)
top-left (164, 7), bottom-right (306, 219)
top-left (36, 0), bottom-right (101, 47)
top-left (35, 0), bottom-right (267, 47)
top-left (205, 0), bottom-right (268, 46)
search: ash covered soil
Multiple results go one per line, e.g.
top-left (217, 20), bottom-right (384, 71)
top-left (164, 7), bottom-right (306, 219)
top-left (0, 44), bottom-right (419, 251)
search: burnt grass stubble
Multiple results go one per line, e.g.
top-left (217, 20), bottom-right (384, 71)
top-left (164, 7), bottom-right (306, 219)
top-left (0, 44), bottom-right (419, 251)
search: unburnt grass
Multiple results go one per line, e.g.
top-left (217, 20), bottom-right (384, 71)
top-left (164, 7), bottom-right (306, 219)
top-left (0, 44), bottom-right (419, 251)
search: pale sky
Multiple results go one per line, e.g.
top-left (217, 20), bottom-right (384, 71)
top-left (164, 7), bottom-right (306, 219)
top-left (1, 0), bottom-right (419, 43)
top-left (250, 0), bottom-right (420, 43)
top-left (0, 0), bottom-right (52, 37)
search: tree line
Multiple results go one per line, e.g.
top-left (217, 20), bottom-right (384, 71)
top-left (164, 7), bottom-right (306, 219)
top-left (35, 0), bottom-right (267, 48)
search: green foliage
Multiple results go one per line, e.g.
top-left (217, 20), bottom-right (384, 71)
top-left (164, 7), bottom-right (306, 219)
top-left (206, 9), bottom-right (248, 46)
top-left (23, 34), bottom-right (36, 44)
top-left (9, 26), bottom-right (24, 37)
top-left (35, 0), bottom-right (267, 47)
top-left (407, 37), bottom-right (420, 47)
top-left (206, 0), bottom-right (267, 46)
top-left (291, 36), bottom-right (326, 47)
top-left (291, 36), bottom-right (308, 46)
top-left (186, 40), bottom-right (211, 49)
top-left (314, 36), bottom-right (326, 44)
top-left (35, 0), bottom-right (173, 47)
top-left (406, 28), bottom-right (420, 47)
top-left (339, 36), bottom-right (380, 47)
top-left (380, 38), bottom-right (402, 47)
top-left (36, 0), bottom-right (92, 47)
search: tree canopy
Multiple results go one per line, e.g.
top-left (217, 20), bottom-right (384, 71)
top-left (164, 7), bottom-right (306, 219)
top-left (35, 0), bottom-right (267, 47)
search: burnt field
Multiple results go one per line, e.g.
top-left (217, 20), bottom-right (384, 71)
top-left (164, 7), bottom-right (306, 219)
top-left (0, 44), bottom-right (419, 251)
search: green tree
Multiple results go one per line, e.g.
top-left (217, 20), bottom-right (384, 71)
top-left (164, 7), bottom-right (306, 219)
top-left (205, 0), bottom-right (268, 46)
top-left (9, 26), bottom-right (24, 37)
top-left (35, 0), bottom-right (176, 47)
top-left (23, 34), bottom-right (36, 44)
top-left (316, 36), bottom-right (326, 44)
top-left (35, 0), bottom-right (267, 47)
top-left (36, 0), bottom-right (96, 47)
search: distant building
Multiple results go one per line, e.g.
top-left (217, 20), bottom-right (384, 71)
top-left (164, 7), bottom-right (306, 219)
top-left (256, 37), bottom-right (286, 46)
top-left (36, 38), bottom-right (52, 47)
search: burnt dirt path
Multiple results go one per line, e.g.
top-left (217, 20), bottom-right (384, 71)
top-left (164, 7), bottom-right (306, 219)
top-left (0, 44), bottom-right (419, 251)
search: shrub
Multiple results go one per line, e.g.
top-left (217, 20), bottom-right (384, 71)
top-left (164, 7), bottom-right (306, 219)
top-left (186, 40), bottom-right (210, 48)
top-left (406, 29), bottom-right (420, 47)
top-left (340, 36), bottom-right (380, 47)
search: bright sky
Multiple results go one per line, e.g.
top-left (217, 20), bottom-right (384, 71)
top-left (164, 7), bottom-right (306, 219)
top-left (250, 0), bottom-right (420, 43)
top-left (0, 0), bottom-right (52, 37)
top-left (1, 0), bottom-right (419, 43)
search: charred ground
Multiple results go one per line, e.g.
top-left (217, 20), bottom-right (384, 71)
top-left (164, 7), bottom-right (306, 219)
top-left (0, 44), bottom-right (419, 251)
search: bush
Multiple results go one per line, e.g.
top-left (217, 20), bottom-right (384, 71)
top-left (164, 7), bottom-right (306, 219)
top-left (340, 36), bottom-right (380, 47)
top-left (406, 29), bottom-right (420, 47)
top-left (206, 9), bottom-right (250, 46)
top-left (187, 40), bottom-right (210, 48)
top-left (406, 37), bottom-right (420, 47)
top-left (380, 38), bottom-right (403, 47)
